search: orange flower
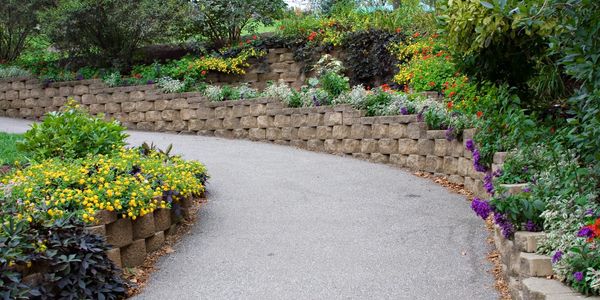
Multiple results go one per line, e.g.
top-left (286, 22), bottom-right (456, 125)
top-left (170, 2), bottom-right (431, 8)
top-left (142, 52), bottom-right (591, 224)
top-left (447, 101), bottom-right (454, 109)
top-left (477, 111), bottom-right (483, 118)
top-left (279, 25), bottom-right (285, 30)
top-left (396, 28), bottom-right (401, 34)
top-left (381, 84), bottom-right (391, 92)
top-left (449, 91), bottom-right (456, 98)
top-left (308, 32), bottom-right (317, 41)
top-left (432, 33), bottom-right (439, 39)
top-left (428, 81), bottom-right (436, 87)
top-left (413, 32), bottom-right (421, 38)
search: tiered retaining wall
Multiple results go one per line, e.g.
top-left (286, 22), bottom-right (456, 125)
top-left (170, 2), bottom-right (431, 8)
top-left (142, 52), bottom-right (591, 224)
top-left (1, 77), bottom-right (596, 298)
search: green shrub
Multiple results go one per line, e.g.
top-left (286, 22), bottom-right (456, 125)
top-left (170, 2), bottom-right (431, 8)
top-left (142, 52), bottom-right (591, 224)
top-left (17, 101), bottom-right (127, 160)
top-left (0, 0), bottom-right (53, 62)
top-left (0, 132), bottom-right (26, 166)
top-left (189, 0), bottom-right (286, 47)
top-left (41, 0), bottom-right (190, 67)
top-left (0, 66), bottom-right (30, 79)
top-left (319, 71), bottom-right (350, 98)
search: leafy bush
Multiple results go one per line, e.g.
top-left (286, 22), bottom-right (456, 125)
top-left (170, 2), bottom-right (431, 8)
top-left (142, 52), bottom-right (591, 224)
top-left (0, 217), bottom-right (127, 299)
top-left (0, 133), bottom-right (26, 166)
top-left (319, 71), bottom-right (350, 98)
top-left (189, 0), bottom-right (286, 47)
top-left (17, 101), bottom-right (127, 160)
top-left (0, 66), bottom-right (31, 79)
top-left (0, 0), bottom-right (53, 62)
top-left (41, 0), bottom-right (190, 67)
top-left (204, 85), bottom-right (224, 101)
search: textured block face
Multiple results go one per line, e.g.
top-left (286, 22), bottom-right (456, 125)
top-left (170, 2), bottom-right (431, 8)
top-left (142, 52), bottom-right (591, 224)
top-left (371, 124), bottom-right (389, 139)
top-left (324, 112), bottom-right (343, 126)
top-left (388, 124), bottom-right (407, 139)
top-left (105, 248), bottom-right (122, 268)
top-left (132, 213), bottom-right (156, 240)
top-left (342, 139), bottom-right (360, 154)
top-left (121, 239), bottom-right (147, 268)
top-left (378, 139), bottom-right (398, 154)
top-left (360, 139), bottom-right (378, 153)
top-left (105, 218), bottom-right (133, 248)
top-left (154, 209), bottom-right (172, 232)
top-left (145, 231), bottom-right (166, 253)
top-left (332, 125), bottom-right (350, 139)
top-left (398, 139), bottom-right (418, 155)
top-left (316, 126), bottom-right (332, 139)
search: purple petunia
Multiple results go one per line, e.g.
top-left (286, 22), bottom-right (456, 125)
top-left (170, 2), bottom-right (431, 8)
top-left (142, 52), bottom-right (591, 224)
top-left (523, 220), bottom-right (539, 232)
top-left (523, 187), bottom-right (531, 193)
top-left (471, 198), bottom-right (492, 219)
top-left (578, 226), bottom-right (594, 238)
top-left (494, 213), bottom-right (514, 238)
top-left (574, 271), bottom-right (584, 282)
top-left (493, 169), bottom-right (503, 178)
top-left (472, 149), bottom-right (488, 172)
top-left (552, 250), bottom-right (562, 264)
top-left (400, 107), bottom-right (409, 115)
top-left (465, 139), bottom-right (475, 152)
top-left (483, 172), bottom-right (494, 195)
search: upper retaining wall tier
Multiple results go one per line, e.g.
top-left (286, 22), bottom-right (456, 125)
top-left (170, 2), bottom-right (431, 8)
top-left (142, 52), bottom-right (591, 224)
top-left (0, 77), bottom-right (501, 199)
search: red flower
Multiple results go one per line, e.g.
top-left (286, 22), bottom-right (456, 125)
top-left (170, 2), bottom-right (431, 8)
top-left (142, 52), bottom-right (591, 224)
top-left (252, 35), bottom-right (258, 40)
top-left (381, 84), bottom-right (391, 92)
top-left (133, 73), bottom-right (142, 79)
top-left (447, 101), bottom-right (454, 109)
top-left (239, 42), bottom-right (244, 46)
top-left (279, 25), bottom-right (285, 30)
top-left (432, 33), bottom-right (439, 39)
top-left (550, 127), bottom-right (555, 134)
top-left (449, 91), bottom-right (456, 97)
top-left (428, 81), bottom-right (436, 87)
top-left (413, 32), bottom-right (421, 38)
top-left (308, 32), bottom-right (317, 41)
top-left (396, 28), bottom-right (401, 34)
top-left (201, 70), bottom-right (207, 76)
top-left (477, 111), bottom-right (483, 118)
top-left (403, 85), bottom-right (409, 92)
top-left (436, 51), bottom-right (443, 57)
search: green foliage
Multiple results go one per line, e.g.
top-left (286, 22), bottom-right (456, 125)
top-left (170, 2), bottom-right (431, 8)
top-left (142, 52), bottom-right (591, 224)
top-left (319, 71), bottom-right (350, 98)
top-left (491, 190), bottom-right (545, 230)
top-left (0, 66), bottom-right (30, 79)
top-left (0, 217), bottom-right (127, 299)
top-left (189, 0), bottom-right (286, 47)
top-left (439, 0), bottom-right (556, 99)
top-left (496, 145), bottom-right (552, 184)
top-left (17, 101), bottom-right (127, 160)
top-left (0, 133), bottom-right (26, 166)
top-left (41, 0), bottom-right (190, 67)
top-left (0, 0), bottom-right (53, 62)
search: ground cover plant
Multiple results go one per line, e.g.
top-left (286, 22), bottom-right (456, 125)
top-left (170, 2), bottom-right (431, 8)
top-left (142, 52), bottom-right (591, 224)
top-left (0, 133), bottom-right (26, 167)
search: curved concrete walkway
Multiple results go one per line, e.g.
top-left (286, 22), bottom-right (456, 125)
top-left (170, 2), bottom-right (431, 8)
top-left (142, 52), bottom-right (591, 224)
top-left (1, 117), bottom-right (496, 299)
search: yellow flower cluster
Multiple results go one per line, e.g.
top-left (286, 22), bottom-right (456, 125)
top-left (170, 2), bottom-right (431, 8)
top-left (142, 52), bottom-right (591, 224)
top-left (191, 48), bottom-right (266, 75)
top-left (1, 148), bottom-right (207, 224)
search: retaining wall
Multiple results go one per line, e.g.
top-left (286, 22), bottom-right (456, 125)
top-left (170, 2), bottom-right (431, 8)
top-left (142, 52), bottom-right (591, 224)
top-left (0, 77), bottom-right (492, 198)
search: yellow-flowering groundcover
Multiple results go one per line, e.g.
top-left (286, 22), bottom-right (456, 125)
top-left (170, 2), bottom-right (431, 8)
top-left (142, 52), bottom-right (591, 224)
top-left (1, 148), bottom-right (207, 224)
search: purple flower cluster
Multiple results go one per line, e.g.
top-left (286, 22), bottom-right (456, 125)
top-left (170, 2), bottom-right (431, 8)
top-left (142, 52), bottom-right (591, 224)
top-left (464, 139), bottom-right (488, 172)
top-left (494, 213), bottom-right (514, 238)
top-left (400, 107), bottom-right (409, 115)
top-left (574, 271), bottom-right (584, 282)
top-left (483, 172), bottom-right (494, 195)
top-left (578, 226), bottom-right (594, 238)
top-left (552, 250), bottom-right (562, 264)
top-left (471, 198), bottom-right (492, 219)
top-left (523, 220), bottom-right (540, 232)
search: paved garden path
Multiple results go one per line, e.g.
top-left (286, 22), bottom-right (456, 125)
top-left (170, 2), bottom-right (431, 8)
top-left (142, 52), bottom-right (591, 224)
top-left (1, 117), bottom-right (496, 299)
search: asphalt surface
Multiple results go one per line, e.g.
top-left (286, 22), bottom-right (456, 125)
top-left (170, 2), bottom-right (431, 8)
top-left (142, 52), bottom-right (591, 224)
top-left (1, 117), bottom-right (496, 300)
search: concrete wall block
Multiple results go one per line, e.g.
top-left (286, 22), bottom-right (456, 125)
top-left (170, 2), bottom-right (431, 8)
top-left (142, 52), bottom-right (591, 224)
top-left (398, 139), bottom-right (418, 155)
top-left (290, 139), bottom-right (307, 149)
top-left (266, 127), bottom-right (282, 140)
top-left (214, 129), bottom-right (234, 139)
top-left (111, 92), bottom-right (128, 103)
top-left (180, 109), bottom-right (197, 120)
top-left (248, 128), bottom-right (266, 140)
top-left (370, 153), bottom-right (389, 164)
top-left (291, 114), bottom-right (308, 127)
top-left (52, 96), bottom-right (66, 107)
top-left (257, 115), bottom-right (273, 128)
top-left (324, 112), bottom-right (343, 126)
top-left (332, 125), bottom-right (350, 139)
top-left (153, 208), bottom-right (172, 232)
top-left (406, 155), bottom-right (426, 171)
top-left (434, 139), bottom-right (449, 156)
top-left (137, 122), bottom-right (154, 131)
top-left (206, 118), bottom-right (223, 130)
top-left (215, 106), bottom-right (231, 119)
top-left (407, 122), bottom-right (428, 139)
top-left (298, 126), bottom-right (317, 140)
top-left (324, 139), bottom-right (341, 154)
top-left (129, 91), bottom-right (145, 101)
top-left (240, 116), bottom-right (258, 128)
top-left (132, 213), bottom-right (156, 239)
top-left (307, 139), bottom-right (325, 152)
top-left (388, 124), bottom-right (407, 139)
top-left (371, 124), bottom-right (389, 139)
top-left (514, 232), bottom-right (546, 253)
top-left (170, 98), bottom-right (189, 110)
top-left (316, 126), bottom-right (332, 139)
top-left (222, 117), bottom-right (240, 129)
top-left (73, 85), bottom-right (90, 95)
top-left (307, 113), bottom-right (324, 126)
top-left (457, 157), bottom-right (470, 176)
top-left (161, 110), bottom-right (178, 121)
top-left (167, 120), bottom-right (187, 132)
top-left (425, 155), bottom-right (444, 173)
top-left (146, 231), bottom-right (166, 253)
top-left (350, 124), bottom-right (369, 139)
top-left (232, 104), bottom-right (250, 117)
top-left (135, 101), bottom-right (153, 112)
top-left (378, 139), bottom-right (398, 154)
top-left (106, 218), bottom-right (133, 248)
top-left (417, 139), bottom-right (435, 156)
top-left (361, 139), bottom-right (378, 153)
top-left (197, 108), bottom-right (215, 119)
top-left (342, 139), bottom-right (361, 154)
top-left (281, 127), bottom-right (298, 140)
top-left (448, 175), bottom-right (464, 185)
top-left (520, 253), bottom-right (554, 277)
top-left (442, 157), bottom-right (458, 175)
top-left (390, 154), bottom-right (408, 167)
top-left (154, 99), bottom-right (169, 111)
top-left (121, 101), bottom-right (136, 112)
top-left (105, 248), bottom-right (122, 268)
top-left (250, 103), bottom-right (266, 116)
top-left (233, 129), bottom-right (249, 139)
top-left (59, 86), bottom-right (73, 97)
top-left (121, 239), bottom-right (147, 268)
top-left (188, 119), bottom-right (206, 131)
top-left (274, 115), bottom-right (291, 127)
